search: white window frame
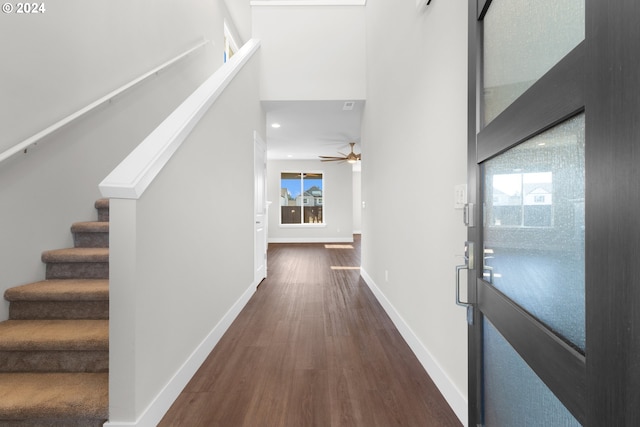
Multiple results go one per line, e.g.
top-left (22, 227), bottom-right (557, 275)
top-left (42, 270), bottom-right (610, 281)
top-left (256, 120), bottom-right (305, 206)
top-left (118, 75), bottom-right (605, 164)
top-left (224, 21), bottom-right (239, 63)
top-left (280, 171), bottom-right (326, 227)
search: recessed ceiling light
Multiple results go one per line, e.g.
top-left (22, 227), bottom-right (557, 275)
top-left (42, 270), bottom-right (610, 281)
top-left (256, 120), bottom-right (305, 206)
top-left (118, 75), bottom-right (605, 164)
top-left (271, 123), bottom-right (281, 128)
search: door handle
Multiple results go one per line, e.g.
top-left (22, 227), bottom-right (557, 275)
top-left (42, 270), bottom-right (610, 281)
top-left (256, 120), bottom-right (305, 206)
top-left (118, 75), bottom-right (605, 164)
top-left (456, 241), bottom-right (474, 325)
top-left (455, 264), bottom-right (470, 307)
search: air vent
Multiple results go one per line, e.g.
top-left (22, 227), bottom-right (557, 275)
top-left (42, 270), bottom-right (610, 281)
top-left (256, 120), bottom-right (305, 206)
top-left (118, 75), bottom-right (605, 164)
top-left (343, 101), bottom-right (355, 111)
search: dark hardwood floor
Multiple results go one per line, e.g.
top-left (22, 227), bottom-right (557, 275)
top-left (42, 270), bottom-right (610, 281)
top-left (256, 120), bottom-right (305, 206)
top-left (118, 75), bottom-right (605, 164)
top-left (159, 236), bottom-right (461, 427)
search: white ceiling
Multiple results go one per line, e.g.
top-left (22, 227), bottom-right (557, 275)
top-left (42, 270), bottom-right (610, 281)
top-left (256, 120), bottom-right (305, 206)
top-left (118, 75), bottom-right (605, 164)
top-left (263, 100), bottom-right (364, 160)
top-left (221, 1), bottom-right (365, 163)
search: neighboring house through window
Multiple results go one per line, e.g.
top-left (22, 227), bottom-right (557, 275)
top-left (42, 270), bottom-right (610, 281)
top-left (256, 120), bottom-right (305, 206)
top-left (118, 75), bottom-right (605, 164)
top-left (490, 171), bottom-right (553, 227)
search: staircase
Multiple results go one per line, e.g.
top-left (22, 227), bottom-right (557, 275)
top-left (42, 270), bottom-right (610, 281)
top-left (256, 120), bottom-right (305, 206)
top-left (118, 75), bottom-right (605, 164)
top-left (0, 199), bottom-right (110, 426)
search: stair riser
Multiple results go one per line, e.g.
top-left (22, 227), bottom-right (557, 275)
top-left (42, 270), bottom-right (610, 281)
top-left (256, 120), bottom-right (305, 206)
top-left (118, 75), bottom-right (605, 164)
top-left (97, 208), bottom-right (109, 222)
top-left (0, 199), bottom-right (110, 425)
top-left (46, 264), bottom-right (108, 280)
top-left (73, 233), bottom-right (109, 248)
top-left (9, 301), bottom-right (108, 320)
top-left (0, 351), bottom-right (108, 373)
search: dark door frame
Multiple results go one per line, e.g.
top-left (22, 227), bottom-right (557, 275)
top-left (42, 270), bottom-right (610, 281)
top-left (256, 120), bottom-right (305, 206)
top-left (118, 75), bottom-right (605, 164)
top-left (585, 1), bottom-right (640, 425)
top-left (467, 0), bottom-right (640, 425)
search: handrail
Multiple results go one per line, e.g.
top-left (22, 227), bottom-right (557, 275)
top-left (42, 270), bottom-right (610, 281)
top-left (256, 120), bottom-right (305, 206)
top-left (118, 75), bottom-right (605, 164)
top-left (99, 38), bottom-right (261, 200)
top-left (0, 39), bottom-right (211, 165)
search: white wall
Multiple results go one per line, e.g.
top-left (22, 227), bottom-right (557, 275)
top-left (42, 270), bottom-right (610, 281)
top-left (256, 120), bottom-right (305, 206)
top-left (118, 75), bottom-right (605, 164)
top-left (268, 159), bottom-right (353, 242)
top-left (107, 49), bottom-right (263, 426)
top-left (0, 0), bottom-right (233, 153)
top-left (252, 3), bottom-right (366, 101)
top-left (0, 0), bottom-right (237, 320)
top-left (360, 1), bottom-right (469, 424)
top-left (353, 169), bottom-right (362, 234)
top-left (223, 0), bottom-right (253, 44)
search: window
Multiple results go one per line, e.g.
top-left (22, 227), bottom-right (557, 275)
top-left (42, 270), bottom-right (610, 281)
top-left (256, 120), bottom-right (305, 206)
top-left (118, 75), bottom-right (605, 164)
top-left (223, 22), bottom-right (239, 63)
top-left (490, 171), bottom-right (553, 227)
top-left (280, 172), bottom-right (324, 225)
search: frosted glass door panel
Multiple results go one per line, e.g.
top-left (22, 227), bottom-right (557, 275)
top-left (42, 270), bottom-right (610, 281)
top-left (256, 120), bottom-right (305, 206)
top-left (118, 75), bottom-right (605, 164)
top-left (483, 318), bottom-right (582, 426)
top-left (483, 114), bottom-right (585, 350)
top-left (483, 0), bottom-right (584, 124)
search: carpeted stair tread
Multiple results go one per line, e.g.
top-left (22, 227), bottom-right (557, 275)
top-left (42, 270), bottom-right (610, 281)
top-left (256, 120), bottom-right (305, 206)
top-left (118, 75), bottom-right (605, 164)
top-left (0, 372), bottom-right (108, 420)
top-left (71, 222), bottom-right (109, 233)
top-left (4, 280), bottom-right (108, 302)
top-left (41, 248), bottom-right (109, 263)
top-left (94, 199), bottom-right (109, 210)
top-left (1, 199), bottom-right (110, 423)
top-left (0, 320), bottom-right (108, 351)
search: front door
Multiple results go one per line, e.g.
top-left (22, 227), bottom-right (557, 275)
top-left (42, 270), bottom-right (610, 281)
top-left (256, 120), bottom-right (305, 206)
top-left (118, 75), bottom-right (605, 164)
top-left (467, 1), bottom-right (640, 425)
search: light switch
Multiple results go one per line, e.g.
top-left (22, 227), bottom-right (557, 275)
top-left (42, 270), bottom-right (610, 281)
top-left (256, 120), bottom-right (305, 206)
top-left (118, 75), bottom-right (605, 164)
top-left (454, 184), bottom-right (467, 209)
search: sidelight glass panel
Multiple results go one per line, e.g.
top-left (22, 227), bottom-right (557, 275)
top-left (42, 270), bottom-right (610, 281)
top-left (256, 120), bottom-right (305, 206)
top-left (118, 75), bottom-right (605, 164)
top-left (483, 114), bottom-right (585, 350)
top-left (303, 173), bottom-right (323, 224)
top-left (483, 0), bottom-right (585, 124)
top-left (281, 172), bottom-right (302, 224)
top-left (483, 318), bottom-right (582, 426)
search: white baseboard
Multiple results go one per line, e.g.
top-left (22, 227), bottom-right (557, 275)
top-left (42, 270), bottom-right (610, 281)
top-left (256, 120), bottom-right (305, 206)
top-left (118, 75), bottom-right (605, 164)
top-left (105, 270), bottom-right (467, 426)
top-left (268, 236), bottom-right (354, 243)
top-left (360, 268), bottom-right (468, 427)
top-left (104, 281), bottom-right (257, 427)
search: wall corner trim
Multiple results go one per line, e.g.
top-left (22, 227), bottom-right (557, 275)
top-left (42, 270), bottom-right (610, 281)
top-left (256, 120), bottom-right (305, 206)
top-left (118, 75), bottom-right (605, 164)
top-left (360, 268), bottom-right (469, 426)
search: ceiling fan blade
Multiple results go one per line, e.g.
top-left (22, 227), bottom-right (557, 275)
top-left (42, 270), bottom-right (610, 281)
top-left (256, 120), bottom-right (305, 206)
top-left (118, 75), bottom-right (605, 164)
top-left (318, 141), bottom-right (360, 163)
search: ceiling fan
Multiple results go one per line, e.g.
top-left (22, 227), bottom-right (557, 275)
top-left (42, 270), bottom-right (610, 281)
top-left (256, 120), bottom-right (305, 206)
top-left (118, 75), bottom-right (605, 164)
top-left (319, 142), bottom-right (361, 163)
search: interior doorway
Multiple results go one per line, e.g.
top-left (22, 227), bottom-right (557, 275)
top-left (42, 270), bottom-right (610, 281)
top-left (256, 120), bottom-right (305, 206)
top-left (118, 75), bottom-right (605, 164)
top-left (254, 131), bottom-right (268, 285)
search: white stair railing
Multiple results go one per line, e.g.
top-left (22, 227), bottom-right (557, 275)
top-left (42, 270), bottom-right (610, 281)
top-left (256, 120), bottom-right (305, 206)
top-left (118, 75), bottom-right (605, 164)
top-left (99, 38), bottom-right (261, 200)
